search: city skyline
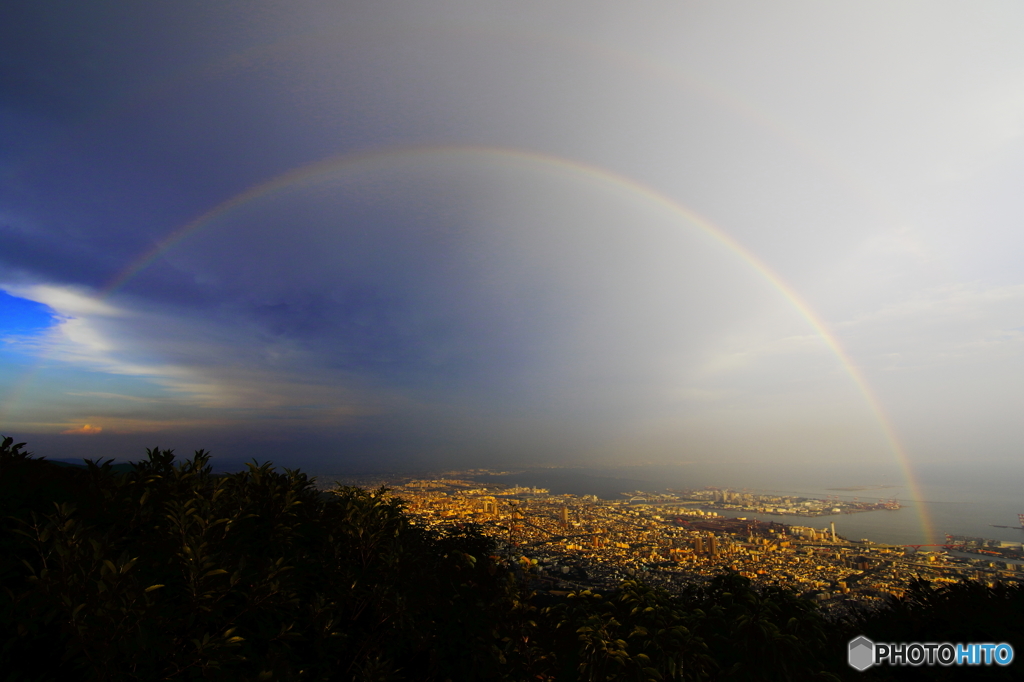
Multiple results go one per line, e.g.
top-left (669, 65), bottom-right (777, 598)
top-left (2, 2), bottom-right (1024, 500)
top-left (376, 472), bottom-right (1024, 604)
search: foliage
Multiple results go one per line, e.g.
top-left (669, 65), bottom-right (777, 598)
top-left (3, 435), bottom-right (1022, 681)
top-left (1, 437), bottom-right (516, 681)
top-left (528, 574), bottom-right (839, 682)
top-left (850, 578), bottom-right (1024, 681)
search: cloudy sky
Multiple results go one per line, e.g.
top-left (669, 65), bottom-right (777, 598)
top-left (2, 1), bottom-right (1023, 476)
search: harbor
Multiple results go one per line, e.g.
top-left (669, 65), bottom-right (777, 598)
top-left (654, 487), bottom-right (901, 517)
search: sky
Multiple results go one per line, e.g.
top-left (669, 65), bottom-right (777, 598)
top-left (2, 1), bottom-right (1023, 481)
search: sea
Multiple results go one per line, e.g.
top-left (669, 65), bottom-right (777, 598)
top-left (463, 462), bottom-right (1024, 548)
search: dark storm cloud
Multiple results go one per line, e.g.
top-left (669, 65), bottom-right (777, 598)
top-left (2, 1), bottom-right (1024, 472)
top-left (0, 223), bottom-right (116, 287)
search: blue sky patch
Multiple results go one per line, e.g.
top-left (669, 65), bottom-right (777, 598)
top-left (0, 290), bottom-right (58, 335)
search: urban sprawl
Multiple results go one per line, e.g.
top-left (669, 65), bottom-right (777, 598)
top-left (319, 472), bottom-right (1024, 612)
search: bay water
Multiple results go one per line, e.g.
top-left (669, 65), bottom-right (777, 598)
top-left (472, 462), bottom-right (1024, 547)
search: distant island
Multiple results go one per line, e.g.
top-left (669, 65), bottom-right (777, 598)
top-left (826, 485), bottom-right (902, 491)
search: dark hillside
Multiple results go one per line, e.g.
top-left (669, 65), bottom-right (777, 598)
top-left (1, 437), bottom-right (519, 680)
top-left (2, 436), bottom-right (1021, 681)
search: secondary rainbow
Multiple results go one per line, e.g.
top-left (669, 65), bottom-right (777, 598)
top-left (102, 144), bottom-right (936, 543)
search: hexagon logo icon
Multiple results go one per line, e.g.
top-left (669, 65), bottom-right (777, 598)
top-left (848, 636), bottom-right (875, 671)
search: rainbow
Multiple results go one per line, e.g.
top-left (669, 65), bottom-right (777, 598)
top-left (102, 144), bottom-right (935, 542)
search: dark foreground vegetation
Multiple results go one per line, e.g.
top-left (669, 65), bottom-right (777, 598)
top-left (1, 436), bottom-right (1021, 681)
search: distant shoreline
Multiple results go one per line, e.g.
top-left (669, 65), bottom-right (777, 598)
top-left (824, 485), bottom-right (901, 491)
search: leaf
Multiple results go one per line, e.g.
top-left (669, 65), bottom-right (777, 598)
top-left (145, 584), bottom-right (165, 592)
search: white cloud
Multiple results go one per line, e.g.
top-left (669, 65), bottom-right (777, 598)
top-left (6, 284), bottom-right (123, 318)
top-left (838, 283), bottom-right (1024, 369)
top-left (0, 282), bottom-right (390, 434)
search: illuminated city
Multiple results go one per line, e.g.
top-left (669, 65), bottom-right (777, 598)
top-left (319, 472), bottom-right (1024, 611)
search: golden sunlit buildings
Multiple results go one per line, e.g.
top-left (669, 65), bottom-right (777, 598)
top-left (374, 475), bottom-right (1023, 603)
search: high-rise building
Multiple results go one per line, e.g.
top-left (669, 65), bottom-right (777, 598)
top-left (708, 535), bottom-right (718, 557)
top-left (559, 507), bottom-right (569, 524)
top-left (693, 537), bottom-right (704, 554)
